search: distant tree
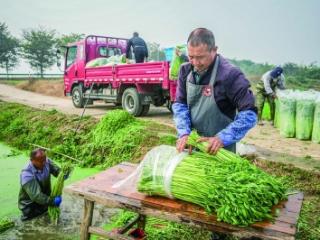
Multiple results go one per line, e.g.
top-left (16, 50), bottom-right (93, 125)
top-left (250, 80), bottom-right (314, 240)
top-left (57, 33), bottom-right (85, 47)
top-left (0, 22), bottom-right (19, 78)
top-left (20, 27), bottom-right (57, 77)
top-left (229, 59), bottom-right (273, 76)
top-left (147, 42), bottom-right (166, 61)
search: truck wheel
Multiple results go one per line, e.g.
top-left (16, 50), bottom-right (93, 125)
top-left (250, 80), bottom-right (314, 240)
top-left (122, 88), bottom-right (143, 116)
top-left (140, 104), bottom-right (150, 116)
top-left (72, 85), bottom-right (84, 108)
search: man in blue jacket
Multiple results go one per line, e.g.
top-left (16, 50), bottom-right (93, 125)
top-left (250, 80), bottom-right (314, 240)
top-left (126, 32), bottom-right (148, 63)
top-left (173, 28), bottom-right (257, 154)
top-left (18, 148), bottom-right (63, 221)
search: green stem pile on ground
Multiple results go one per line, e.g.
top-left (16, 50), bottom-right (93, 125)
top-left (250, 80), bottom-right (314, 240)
top-left (0, 217), bottom-right (14, 233)
top-left (48, 163), bottom-right (73, 224)
top-left (138, 132), bottom-right (287, 226)
top-left (0, 102), bottom-right (175, 168)
top-left (93, 209), bottom-right (211, 240)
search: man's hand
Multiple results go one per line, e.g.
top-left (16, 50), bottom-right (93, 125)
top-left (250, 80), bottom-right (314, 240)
top-left (198, 136), bottom-right (224, 155)
top-left (53, 196), bottom-right (62, 207)
top-left (176, 135), bottom-right (190, 153)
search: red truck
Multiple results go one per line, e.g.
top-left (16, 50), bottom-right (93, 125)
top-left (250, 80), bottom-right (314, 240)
top-left (60, 35), bottom-right (177, 116)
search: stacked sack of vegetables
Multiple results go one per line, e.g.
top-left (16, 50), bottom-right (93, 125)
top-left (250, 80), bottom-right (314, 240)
top-left (295, 91), bottom-right (317, 140)
top-left (278, 90), bottom-right (297, 138)
top-left (312, 95), bottom-right (320, 143)
top-left (137, 132), bottom-right (287, 226)
top-left (275, 89), bottom-right (320, 142)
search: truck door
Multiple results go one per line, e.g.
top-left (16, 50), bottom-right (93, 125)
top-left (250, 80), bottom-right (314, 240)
top-left (64, 46), bottom-right (78, 88)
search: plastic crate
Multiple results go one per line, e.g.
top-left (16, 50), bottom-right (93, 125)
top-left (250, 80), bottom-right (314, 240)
top-left (164, 47), bottom-right (174, 62)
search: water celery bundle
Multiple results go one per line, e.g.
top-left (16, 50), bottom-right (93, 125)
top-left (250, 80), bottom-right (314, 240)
top-left (0, 217), bottom-right (14, 233)
top-left (138, 132), bottom-right (286, 226)
top-left (48, 163), bottom-right (73, 223)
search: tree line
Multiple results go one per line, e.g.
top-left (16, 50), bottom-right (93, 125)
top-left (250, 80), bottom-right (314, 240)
top-left (1, 22), bottom-right (319, 90)
top-left (0, 22), bottom-right (84, 77)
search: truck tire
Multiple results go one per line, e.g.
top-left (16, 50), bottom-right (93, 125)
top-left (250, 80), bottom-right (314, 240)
top-left (122, 88), bottom-right (143, 116)
top-left (140, 104), bottom-right (150, 116)
top-left (72, 85), bottom-right (84, 108)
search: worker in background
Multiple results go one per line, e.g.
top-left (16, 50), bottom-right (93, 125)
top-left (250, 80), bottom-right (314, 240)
top-left (18, 148), bottom-right (65, 221)
top-left (170, 45), bottom-right (189, 80)
top-left (173, 28), bottom-right (257, 155)
top-left (256, 66), bottom-right (285, 125)
top-left (126, 32), bottom-right (148, 63)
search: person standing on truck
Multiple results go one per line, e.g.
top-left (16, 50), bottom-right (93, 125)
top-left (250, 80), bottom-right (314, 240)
top-left (18, 148), bottom-right (67, 221)
top-left (125, 32), bottom-right (148, 63)
top-left (173, 28), bottom-right (257, 155)
top-left (256, 66), bottom-right (285, 125)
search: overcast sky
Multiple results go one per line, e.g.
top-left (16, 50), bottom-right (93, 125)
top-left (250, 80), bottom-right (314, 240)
top-left (1, 0), bottom-right (320, 73)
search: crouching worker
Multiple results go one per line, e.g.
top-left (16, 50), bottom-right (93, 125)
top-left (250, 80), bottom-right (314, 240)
top-left (18, 148), bottom-right (62, 221)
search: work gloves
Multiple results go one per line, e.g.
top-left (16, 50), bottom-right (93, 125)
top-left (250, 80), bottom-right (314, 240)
top-left (53, 196), bottom-right (62, 207)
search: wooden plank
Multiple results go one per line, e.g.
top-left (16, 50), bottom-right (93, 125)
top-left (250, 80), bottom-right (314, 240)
top-left (80, 199), bottom-right (94, 240)
top-left (66, 163), bottom-right (303, 240)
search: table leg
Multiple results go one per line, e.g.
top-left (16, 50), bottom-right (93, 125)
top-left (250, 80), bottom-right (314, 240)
top-left (80, 199), bottom-right (94, 240)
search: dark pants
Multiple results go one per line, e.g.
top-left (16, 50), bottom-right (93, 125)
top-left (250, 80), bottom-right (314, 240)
top-left (134, 50), bottom-right (146, 63)
top-left (21, 203), bottom-right (48, 221)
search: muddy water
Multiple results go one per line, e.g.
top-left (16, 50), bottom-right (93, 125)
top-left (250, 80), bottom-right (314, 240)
top-left (0, 143), bottom-right (117, 239)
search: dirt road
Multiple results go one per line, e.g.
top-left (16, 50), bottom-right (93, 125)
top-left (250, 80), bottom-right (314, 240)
top-left (0, 83), bottom-right (173, 125)
top-left (0, 83), bottom-right (319, 170)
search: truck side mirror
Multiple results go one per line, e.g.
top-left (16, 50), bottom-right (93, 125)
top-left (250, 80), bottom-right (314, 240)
top-left (56, 48), bottom-right (63, 70)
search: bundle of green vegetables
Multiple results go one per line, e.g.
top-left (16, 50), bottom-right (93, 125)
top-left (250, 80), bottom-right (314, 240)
top-left (86, 55), bottom-right (126, 68)
top-left (169, 45), bottom-right (187, 80)
top-left (0, 217), bottom-right (14, 233)
top-left (138, 132), bottom-right (286, 226)
top-left (295, 92), bottom-right (316, 140)
top-left (278, 90), bottom-right (296, 138)
top-left (312, 96), bottom-right (320, 143)
top-left (48, 163), bottom-right (73, 224)
top-left (261, 102), bottom-right (271, 121)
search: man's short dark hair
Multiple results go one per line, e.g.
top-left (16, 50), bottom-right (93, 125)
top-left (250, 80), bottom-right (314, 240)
top-left (133, 32), bottom-right (139, 37)
top-left (187, 28), bottom-right (215, 51)
top-left (30, 148), bottom-right (45, 160)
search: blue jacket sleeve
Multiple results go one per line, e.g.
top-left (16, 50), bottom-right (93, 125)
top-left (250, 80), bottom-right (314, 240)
top-left (172, 102), bottom-right (192, 138)
top-left (216, 110), bottom-right (257, 146)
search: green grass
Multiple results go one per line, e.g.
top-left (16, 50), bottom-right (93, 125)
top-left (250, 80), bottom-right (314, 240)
top-left (0, 79), bottom-right (28, 85)
top-left (0, 102), bottom-right (175, 168)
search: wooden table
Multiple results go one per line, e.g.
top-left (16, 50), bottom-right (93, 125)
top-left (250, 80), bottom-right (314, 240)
top-left (64, 162), bottom-right (304, 240)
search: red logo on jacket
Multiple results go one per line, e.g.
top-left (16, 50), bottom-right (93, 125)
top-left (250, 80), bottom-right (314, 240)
top-left (202, 85), bottom-right (213, 97)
